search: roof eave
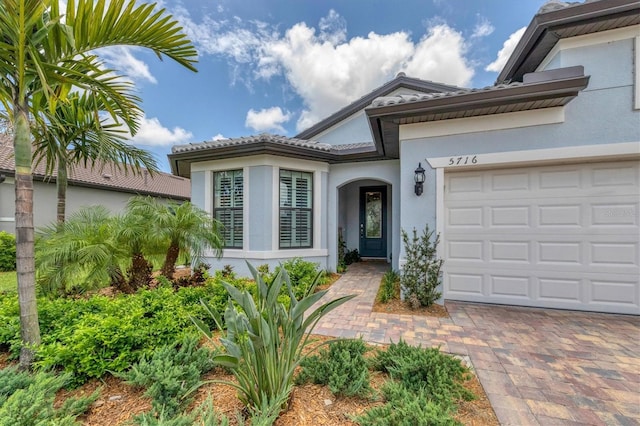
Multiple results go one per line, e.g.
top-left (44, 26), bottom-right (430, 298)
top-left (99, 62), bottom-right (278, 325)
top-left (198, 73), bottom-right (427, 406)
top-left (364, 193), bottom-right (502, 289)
top-left (498, 0), bottom-right (640, 83)
top-left (367, 74), bottom-right (589, 155)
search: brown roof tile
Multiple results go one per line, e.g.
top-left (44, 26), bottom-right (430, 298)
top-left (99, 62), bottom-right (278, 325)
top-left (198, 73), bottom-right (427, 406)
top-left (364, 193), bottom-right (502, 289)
top-left (0, 135), bottom-right (189, 200)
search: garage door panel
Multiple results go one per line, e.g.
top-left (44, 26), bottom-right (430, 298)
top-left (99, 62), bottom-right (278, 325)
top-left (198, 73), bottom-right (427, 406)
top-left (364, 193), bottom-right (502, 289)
top-left (591, 203), bottom-right (639, 226)
top-left (443, 160), bottom-right (640, 315)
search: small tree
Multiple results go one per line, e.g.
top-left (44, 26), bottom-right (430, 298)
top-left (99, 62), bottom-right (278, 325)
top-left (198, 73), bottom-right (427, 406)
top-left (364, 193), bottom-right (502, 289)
top-left (400, 224), bottom-right (443, 308)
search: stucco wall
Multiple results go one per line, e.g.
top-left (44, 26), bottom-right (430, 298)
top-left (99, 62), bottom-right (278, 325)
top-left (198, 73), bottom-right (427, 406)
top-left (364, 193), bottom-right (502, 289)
top-left (0, 179), bottom-right (172, 233)
top-left (192, 155), bottom-right (330, 276)
top-left (398, 33), bottom-right (640, 259)
top-left (328, 160), bottom-right (400, 270)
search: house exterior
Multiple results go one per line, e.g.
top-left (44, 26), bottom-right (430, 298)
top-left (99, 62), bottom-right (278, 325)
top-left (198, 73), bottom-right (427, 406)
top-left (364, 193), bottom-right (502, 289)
top-left (169, 0), bottom-right (640, 315)
top-left (0, 137), bottom-right (190, 233)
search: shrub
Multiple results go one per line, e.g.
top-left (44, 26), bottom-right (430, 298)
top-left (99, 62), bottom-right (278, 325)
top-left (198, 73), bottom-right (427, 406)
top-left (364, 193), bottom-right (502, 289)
top-left (120, 336), bottom-right (215, 419)
top-left (0, 279), bottom-right (232, 382)
top-left (377, 270), bottom-right (399, 303)
top-left (354, 381), bottom-right (460, 426)
top-left (0, 231), bottom-right (16, 272)
top-left (133, 396), bottom-right (237, 426)
top-left (358, 341), bottom-right (473, 425)
top-left (400, 224), bottom-right (443, 308)
top-left (274, 258), bottom-right (326, 299)
top-left (370, 340), bottom-right (473, 408)
top-left (344, 249), bottom-right (361, 265)
top-left (296, 338), bottom-right (371, 397)
top-left (192, 262), bottom-right (355, 422)
top-left (0, 367), bottom-right (98, 425)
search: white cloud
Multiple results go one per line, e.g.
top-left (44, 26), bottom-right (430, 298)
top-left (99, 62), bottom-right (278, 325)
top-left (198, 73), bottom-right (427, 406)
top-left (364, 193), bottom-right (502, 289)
top-left (123, 115), bottom-right (193, 146)
top-left (212, 133), bottom-right (227, 141)
top-left (402, 24), bottom-right (473, 90)
top-left (245, 107), bottom-right (292, 133)
top-left (485, 27), bottom-right (526, 73)
top-left (98, 46), bottom-right (157, 84)
top-left (472, 16), bottom-right (494, 38)
top-left (171, 8), bottom-right (476, 132)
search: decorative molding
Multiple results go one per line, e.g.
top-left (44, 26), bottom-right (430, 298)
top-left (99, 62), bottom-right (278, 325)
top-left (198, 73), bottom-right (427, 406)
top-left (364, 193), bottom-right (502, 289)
top-left (214, 248), bottom-right (329, 260)
top-left (399, 107), bottom-right (565, 141)
top-left (191, 154), bottom-right (329, 173)
top-left (538, 25), bottom-right (640, 72)
top-left (426, 142), bottom-right (640, 170)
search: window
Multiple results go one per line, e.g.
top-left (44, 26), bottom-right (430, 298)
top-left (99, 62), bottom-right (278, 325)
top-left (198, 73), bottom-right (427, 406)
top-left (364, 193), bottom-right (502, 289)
top-left (279, 170), bottom-right (312, 248)
top-left (213, 170), bottom-right (243, 248)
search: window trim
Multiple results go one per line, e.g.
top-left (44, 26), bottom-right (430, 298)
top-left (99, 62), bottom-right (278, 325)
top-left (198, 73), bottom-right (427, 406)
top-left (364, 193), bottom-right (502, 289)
top-left (278, 169), bottom-right (313, 249)
top-left (213, 169), bottom-right (244, 249)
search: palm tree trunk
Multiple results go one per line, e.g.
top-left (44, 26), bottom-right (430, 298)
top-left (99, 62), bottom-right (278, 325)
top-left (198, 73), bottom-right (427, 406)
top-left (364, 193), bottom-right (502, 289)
top-left (14, 104), bottom-right (41, 369)
top-left (56, 153), bottom-right (68, 224)
top-left (160, 242), bottom-right (180, 280)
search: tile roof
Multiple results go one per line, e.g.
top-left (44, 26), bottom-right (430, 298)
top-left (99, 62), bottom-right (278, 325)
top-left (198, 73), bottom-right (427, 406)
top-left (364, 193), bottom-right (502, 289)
top-left (0, 136), bottom-right (190, 200)
top-left (370, 82), bottom-right (524, 108)
top-left (171, 133), bottom-right (333, 154)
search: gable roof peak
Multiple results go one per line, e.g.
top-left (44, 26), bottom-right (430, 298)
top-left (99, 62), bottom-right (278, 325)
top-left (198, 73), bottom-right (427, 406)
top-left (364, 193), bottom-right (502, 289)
top-left (295, 74), bottom-right (463, 140)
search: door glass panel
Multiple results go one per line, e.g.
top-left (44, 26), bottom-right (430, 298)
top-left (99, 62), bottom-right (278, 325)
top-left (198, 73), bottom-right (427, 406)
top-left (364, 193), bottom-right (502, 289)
top-left (365, 191), bottom-right (382, 238)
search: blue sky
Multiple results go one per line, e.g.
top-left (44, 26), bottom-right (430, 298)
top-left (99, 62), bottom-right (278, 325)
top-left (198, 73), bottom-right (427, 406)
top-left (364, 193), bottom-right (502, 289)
top-left (105, 0), bottom-right (547, 171)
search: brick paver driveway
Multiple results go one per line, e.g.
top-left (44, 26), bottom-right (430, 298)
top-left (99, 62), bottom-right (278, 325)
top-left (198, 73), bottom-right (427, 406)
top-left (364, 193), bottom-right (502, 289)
top-left (313, 261), bottom-right (640, 425)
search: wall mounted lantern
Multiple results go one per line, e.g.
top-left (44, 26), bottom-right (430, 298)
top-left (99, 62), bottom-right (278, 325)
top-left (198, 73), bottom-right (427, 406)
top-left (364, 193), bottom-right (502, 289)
top-left (414, 163), bottom-right (426, 196)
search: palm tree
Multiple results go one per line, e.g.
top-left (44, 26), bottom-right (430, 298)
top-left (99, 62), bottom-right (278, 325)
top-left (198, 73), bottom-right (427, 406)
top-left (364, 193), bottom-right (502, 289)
top-left (36, 206), bottom-right (129, 296)
top-left (32, 92), bottom-right (158, 224)
top-left (0, 0), bottom-right (197, 367)
top-left (126, 197), bottom-right (224, 280)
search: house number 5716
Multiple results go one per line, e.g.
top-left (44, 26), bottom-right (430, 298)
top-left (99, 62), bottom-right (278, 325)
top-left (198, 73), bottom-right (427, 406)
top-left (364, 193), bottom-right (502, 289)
top-left (448, 155), bottom-right (477, 165)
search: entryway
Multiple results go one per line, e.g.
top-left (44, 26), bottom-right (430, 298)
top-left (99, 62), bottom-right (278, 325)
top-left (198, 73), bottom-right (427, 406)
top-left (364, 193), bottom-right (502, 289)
top-left (359, 186), bottom-right (387, 258)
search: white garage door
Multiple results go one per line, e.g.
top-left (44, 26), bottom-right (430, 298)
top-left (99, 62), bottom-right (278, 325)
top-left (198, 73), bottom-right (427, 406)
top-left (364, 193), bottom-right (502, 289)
top-left (443, 160), bottom-right (640, 315)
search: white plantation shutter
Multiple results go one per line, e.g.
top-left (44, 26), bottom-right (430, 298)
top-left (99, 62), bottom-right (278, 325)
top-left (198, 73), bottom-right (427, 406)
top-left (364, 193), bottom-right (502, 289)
top-left (214, 170), bottom-right (243, 248)
top-left (279, 170), bottom-right (312, 248)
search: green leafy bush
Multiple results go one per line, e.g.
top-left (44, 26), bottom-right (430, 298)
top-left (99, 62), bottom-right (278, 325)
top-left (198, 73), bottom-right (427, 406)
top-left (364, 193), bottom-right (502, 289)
top-left (357, 340), bottom-right (473, 425)
top-left (120, 336), bottom-right (215, 418)
top-left (296, 338), bottom-right (371, 397)
top-left (377, 270), bottom-right (399, 303)
top-left (133, 396), bottom-right (237, 426)
top-left (344, 249), bottom-right (361, 265)
top-left (400, 224), bottom-right (443, 308)
top-left (273, 258), bottom-right (326, 299)
top-left (0, 367), bottom-right (98, 425)
top-left (0, 232), bottom-right (16, 272)
top-left (0, 277), bottom-right (235, 383)
top-left (193, 263), bottom-right (355, 423)
top-left (354, 381), bottom-right (460, 426)
top-left (370, 340), bottom-right (473, 408)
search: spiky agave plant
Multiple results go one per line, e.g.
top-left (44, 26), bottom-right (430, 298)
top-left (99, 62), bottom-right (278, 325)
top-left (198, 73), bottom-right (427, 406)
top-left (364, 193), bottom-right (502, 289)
top-left (192, 262), bottom-right (354, 424)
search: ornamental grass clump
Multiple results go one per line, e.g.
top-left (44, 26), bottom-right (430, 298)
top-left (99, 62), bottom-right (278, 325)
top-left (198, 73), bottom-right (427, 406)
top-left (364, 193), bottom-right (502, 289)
top-left (192, 263), bottom-right (355, 424)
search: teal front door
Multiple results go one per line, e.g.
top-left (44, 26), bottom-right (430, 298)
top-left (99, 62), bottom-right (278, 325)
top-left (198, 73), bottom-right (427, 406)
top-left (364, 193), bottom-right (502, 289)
top-left (359, 186), bottom-right (387, 258)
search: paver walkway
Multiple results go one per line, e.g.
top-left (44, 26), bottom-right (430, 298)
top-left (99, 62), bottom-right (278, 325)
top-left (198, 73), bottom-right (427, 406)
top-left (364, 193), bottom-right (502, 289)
top-left (313, 261), bottom-right (640, 426)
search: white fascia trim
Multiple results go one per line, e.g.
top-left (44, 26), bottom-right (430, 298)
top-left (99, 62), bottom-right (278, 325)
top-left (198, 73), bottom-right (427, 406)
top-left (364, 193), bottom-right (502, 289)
top-left (635, 36), bottom-right (640, 110)
top-left (191, 154), bottom-right (329, 173)
top-left (435, 167), bottom-right (445, 260)
top-left (399, 107), bottom-right (564, 141)
top-left (0, 217), bottom-right (14, 222)
top-left (538, 25), bottom-right (640, 71)
top-left (217, 249), bottom-right (329, 260)
top-left (427, 141), bottom-right (640, 170)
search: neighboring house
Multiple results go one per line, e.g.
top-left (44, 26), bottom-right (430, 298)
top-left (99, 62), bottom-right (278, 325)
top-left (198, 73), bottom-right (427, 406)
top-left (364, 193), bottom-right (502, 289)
top-left (0, 137), bottom-right (190, 233)
top-left (169, 0), bottom-right (640, 315)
